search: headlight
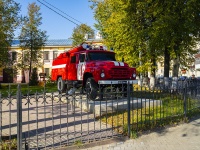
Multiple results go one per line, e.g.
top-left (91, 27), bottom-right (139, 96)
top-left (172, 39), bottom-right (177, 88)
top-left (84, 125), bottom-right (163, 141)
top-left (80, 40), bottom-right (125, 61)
top-left (132, 74), bottom-right (136, 78)
top-left (100, 72), bottom-right (105, 78)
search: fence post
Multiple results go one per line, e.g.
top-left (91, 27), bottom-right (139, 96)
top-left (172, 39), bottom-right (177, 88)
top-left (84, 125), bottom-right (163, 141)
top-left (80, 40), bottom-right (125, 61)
top-left (183, 81), bottom-right (187, 119)
top-left (17, 84), bottom-right (22, 150)
top-left (0, 92), bottom-right (2, 146)
top-left (127, 81), bottom-right (131, 138)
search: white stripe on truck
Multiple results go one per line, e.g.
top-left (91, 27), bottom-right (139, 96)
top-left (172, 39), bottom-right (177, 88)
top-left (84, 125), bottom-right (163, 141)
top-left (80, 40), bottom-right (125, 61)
top-left (113, 61), bottom-right (119, 66)
top-left (113, 61), bottom-right (124, 66)
top-left (52, 64), bottom-right (66, 69)
top-left (119, 62), bottom-right (124, 66)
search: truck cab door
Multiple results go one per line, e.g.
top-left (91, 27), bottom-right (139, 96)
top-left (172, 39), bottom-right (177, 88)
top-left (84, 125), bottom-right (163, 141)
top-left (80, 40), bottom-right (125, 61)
top-left (68, 54), bottom-right (77, 80)
top-left (77, 53), bottom-right (86, 80)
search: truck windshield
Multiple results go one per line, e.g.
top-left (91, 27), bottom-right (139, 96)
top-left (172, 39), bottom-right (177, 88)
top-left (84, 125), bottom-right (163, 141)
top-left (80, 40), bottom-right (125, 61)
top-left (88, 52), bottom-right (116, 61)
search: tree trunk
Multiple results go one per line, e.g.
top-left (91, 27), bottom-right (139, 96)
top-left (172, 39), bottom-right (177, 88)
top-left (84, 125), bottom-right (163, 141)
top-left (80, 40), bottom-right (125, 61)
top-left (172, 58), bottom-right (180, 77)
top-left (164, 47), bottom-right (170, 77)
top-left (173, 43), bottom-right (180, 77)
top-left (151, 56), bottom-right (156, 78)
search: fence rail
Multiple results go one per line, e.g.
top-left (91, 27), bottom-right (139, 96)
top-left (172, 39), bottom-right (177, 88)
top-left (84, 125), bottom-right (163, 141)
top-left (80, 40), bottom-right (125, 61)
top-left (0, 80), bottom-right (200, 150)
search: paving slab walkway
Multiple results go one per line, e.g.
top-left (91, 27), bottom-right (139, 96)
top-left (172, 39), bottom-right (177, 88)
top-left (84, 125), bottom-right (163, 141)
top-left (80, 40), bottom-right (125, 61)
top-left (76, 115), bottom-right (200, 150)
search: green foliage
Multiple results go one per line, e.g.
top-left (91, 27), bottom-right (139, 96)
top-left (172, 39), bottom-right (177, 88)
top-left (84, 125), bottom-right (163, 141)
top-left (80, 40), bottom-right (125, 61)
top-left (130, 130), bottom-right (138, 139)
top-left (45, 74), bottom-right (56, 87)
top-left (71, 24), bottom-right (94, 46)
top-left (0, 0), bottom-right (21, 68)
top-left (74, 140), bottom-right (83, 147)
top-left (29, 68), bottom-right (38, 86)
top-left (90, 0), bottom-right (200, 76)
top-left (0, 139), bottom-right (17, 150)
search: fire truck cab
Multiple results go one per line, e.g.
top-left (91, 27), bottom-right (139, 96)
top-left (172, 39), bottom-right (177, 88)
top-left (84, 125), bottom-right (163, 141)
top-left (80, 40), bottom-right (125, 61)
top-left (51, 43), bottom-right (136, 100)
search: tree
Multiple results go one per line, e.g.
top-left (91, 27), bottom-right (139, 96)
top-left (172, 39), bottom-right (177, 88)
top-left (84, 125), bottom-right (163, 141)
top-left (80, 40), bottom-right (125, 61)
top-left (90, 0), bottom-right (154, 75)
top-left (0, 0), bottom-right (21, 87)
top-left (90, 0), bottom-right (200, 78)
top-left (71, 24), bottom-right (94, 46)
top-left (145, 0), bottom-right (200, 77)
top-left (0, 0), bottom-right (21, 67)
top-left (18, 2), bottom-right (48, 84)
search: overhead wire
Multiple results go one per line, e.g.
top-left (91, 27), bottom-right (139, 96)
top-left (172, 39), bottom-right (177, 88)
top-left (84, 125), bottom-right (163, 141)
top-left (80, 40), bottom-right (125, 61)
top-left (39, 0), bottom-right (83, 25)
top-left (36, 0), bottom-right (80, 26)
top-left (36, 0), bottom-right (96, 34)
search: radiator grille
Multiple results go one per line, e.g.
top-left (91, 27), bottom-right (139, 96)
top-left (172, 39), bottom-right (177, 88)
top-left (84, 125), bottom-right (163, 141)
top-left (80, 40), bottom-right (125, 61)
top-left (109, 68), bottom-right (130, 78)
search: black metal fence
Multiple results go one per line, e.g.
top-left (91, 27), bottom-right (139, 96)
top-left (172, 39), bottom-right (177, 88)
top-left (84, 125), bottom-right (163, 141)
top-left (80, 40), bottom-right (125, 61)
top-left (0, 79), bottom-right (200, 150)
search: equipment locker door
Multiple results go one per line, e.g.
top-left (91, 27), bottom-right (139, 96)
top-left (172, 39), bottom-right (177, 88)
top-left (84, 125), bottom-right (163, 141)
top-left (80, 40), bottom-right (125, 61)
top-left (77, 53), bottom-right (86, 80)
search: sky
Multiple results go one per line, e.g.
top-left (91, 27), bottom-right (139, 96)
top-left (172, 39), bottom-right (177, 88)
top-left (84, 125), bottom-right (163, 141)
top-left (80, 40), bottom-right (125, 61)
top-left (15, 0), bottom-right (97, 39)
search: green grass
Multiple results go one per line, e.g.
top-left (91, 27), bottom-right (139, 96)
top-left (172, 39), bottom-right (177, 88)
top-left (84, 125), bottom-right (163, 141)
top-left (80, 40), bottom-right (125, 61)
top-left (0, 139), bottom-right (17, 150)
top-left (74, 140), bottom-right (83, 148)
top-left (0, 82), bottom-right (57, 97)
top-left (99, 94), bottom-right (200, 138)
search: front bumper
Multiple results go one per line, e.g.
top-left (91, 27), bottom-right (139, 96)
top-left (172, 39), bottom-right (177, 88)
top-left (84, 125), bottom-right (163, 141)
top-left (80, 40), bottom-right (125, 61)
top-left (98, 80), bottom-right (137, 85)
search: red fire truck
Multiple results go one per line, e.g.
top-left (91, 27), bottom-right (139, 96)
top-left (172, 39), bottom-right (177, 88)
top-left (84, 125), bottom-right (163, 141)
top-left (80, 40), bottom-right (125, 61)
top-left (51, 43), bottom-right (136, 100)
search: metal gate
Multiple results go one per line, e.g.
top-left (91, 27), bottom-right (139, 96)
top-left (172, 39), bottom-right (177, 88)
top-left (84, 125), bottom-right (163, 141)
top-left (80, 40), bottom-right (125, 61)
top-left (1, 83), bottom-right (133, 150)
top-left (1, 80), bottom-right (200, 149)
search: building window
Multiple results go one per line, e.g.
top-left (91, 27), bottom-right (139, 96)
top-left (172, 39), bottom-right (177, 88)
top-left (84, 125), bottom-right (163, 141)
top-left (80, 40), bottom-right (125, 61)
top-left (12, 52), bottom-right (17, 61)
top-left (44, 51), bottom-right (49, 60)
top-left (195, 58), bottom-right (200, 64)
top-left (53, 51), bottom-right (58, 59)
top-left (44, 68), bottom-right (49, 77)
top-left (160, 62), bottom-right (164, 67)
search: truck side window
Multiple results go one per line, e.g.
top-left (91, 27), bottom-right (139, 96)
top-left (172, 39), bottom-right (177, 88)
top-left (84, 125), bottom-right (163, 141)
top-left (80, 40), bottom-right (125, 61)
top-left (70, 56), bottom-right (76, 63)
top-left (79, 54), bottom-right (85, 62)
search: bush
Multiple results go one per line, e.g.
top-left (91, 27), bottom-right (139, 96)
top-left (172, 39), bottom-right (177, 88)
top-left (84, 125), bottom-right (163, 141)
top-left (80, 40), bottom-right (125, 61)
top-left (45, 75), bottom-right (52, 84)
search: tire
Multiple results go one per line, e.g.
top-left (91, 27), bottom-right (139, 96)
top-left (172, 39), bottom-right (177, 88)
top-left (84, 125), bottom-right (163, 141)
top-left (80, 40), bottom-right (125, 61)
top-left (86, 77), bottom-right (98, 100)
top-left (57, 77), bottom-right (66, 92)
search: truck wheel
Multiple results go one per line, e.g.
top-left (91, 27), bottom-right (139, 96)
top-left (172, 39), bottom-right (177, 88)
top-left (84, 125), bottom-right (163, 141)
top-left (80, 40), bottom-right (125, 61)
top-left (57, 77), bottom-right (65, 92)
top-left (86, 77), bottom-right (98, 100)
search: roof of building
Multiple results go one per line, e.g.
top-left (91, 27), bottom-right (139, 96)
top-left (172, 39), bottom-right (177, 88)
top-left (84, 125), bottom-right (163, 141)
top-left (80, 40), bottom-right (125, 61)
top-left (45, 39), bottom-right (72, 46)
top-left (11, 38), bottom-right (103, 47)
top-left (11, 39), bottom-right (73, 47)
top-left (12, 40), bottom-right (20, 46)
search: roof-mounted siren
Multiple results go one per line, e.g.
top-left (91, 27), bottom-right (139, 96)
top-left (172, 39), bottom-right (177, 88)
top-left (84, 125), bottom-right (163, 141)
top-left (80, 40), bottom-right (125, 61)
top-left (99, 45), bottom-right (107, 50)
top-left (99, 45), bottom-right (103, 50)
top-left (86, 44), bottom-right (91, 50)
top-left (82, 43), bottom-right (87, 49)
top-left (82, 43), bottom-right (91, 50)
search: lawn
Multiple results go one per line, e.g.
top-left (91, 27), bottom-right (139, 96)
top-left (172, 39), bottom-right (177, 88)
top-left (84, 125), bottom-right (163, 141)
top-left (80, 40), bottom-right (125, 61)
top-left (99, 90), bottom-right (200, 138)
top-left (0, 82), bottom-right (57, 97)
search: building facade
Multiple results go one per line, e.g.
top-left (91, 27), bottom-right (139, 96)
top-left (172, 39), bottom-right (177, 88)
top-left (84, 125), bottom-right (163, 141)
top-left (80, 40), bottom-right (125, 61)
top-left (1, 39), bottom-right (72, 83)
top-left (0, 38), bottom-right (103, 83)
